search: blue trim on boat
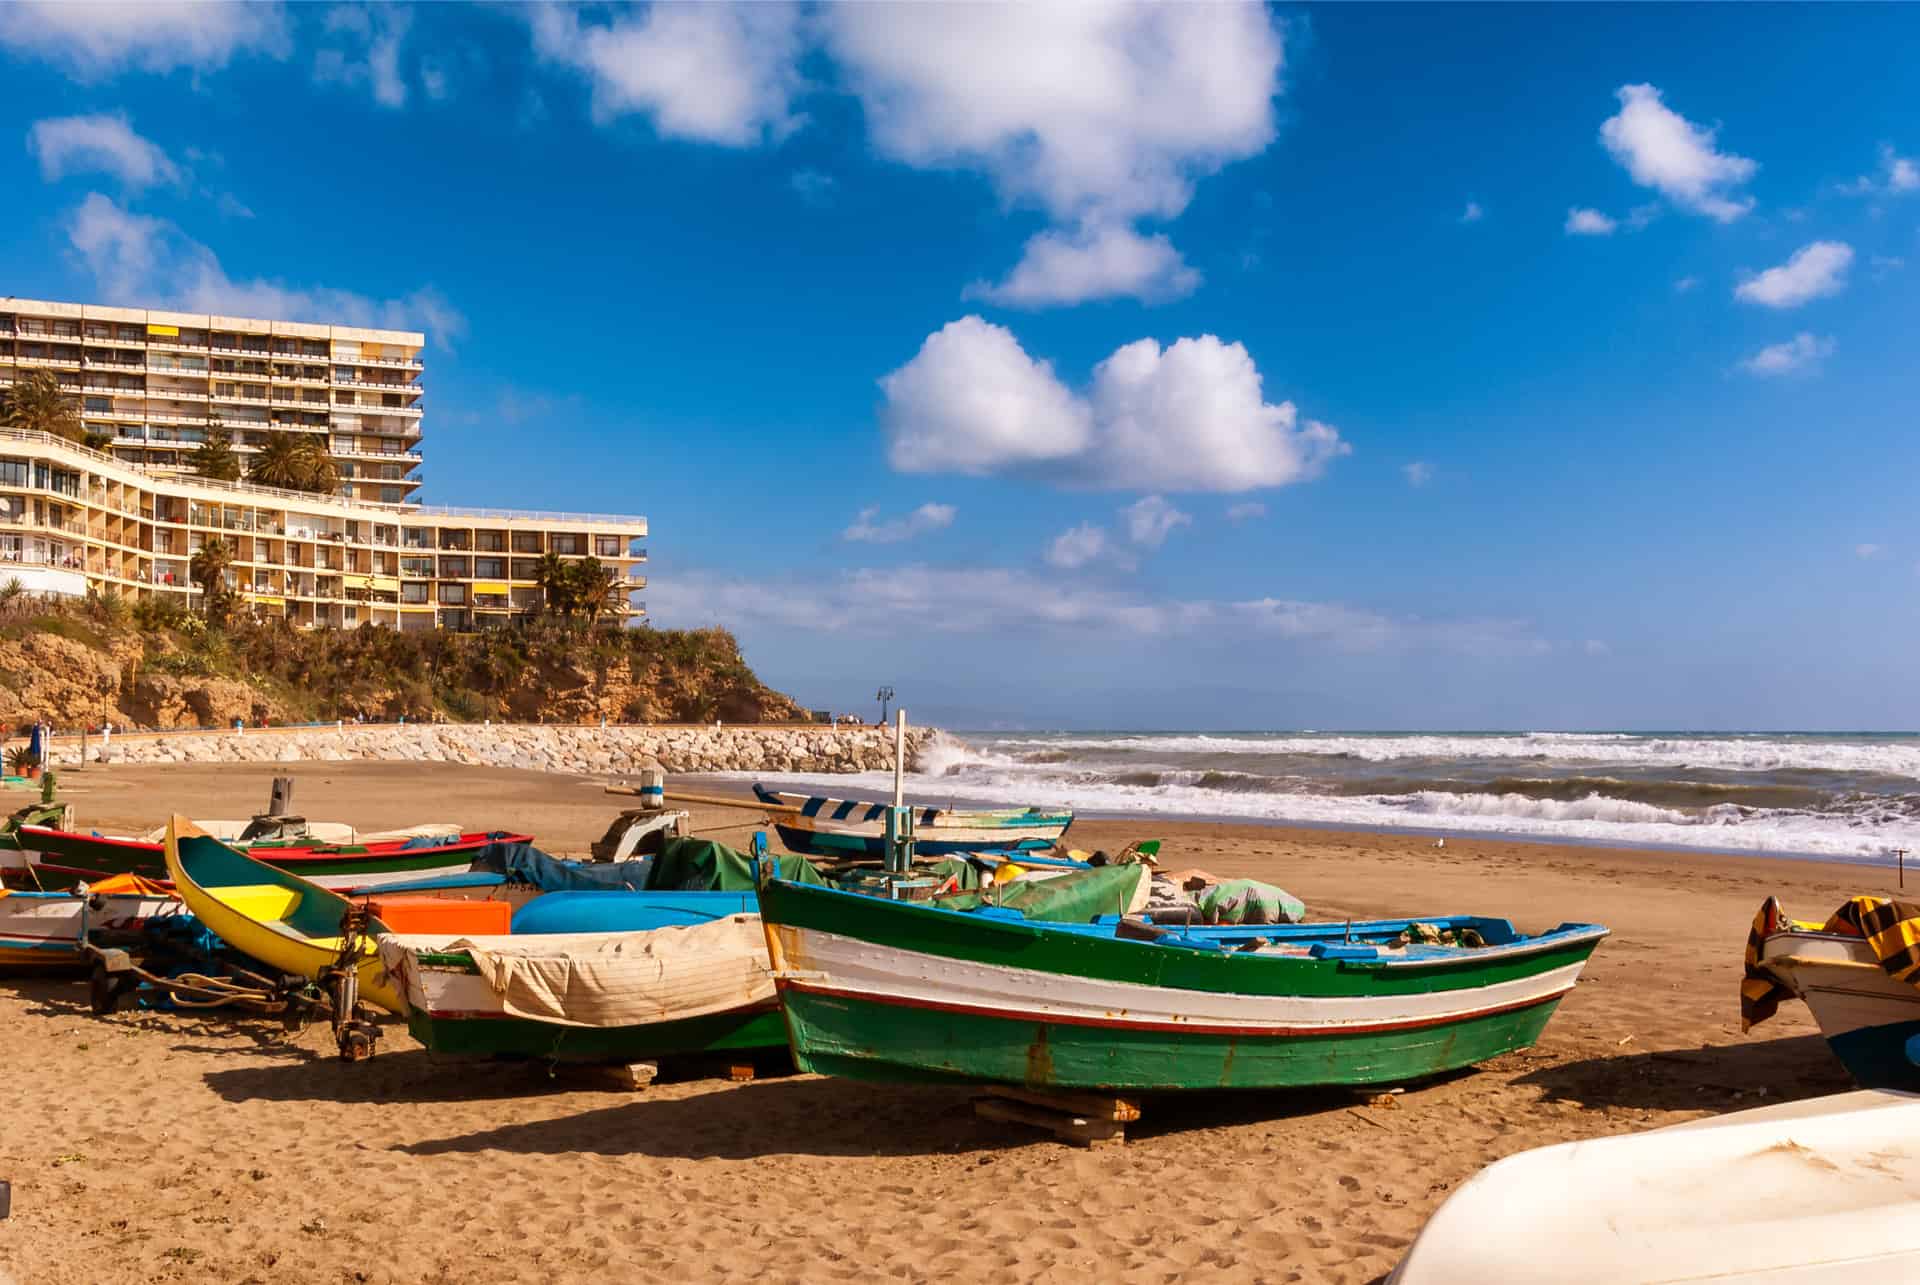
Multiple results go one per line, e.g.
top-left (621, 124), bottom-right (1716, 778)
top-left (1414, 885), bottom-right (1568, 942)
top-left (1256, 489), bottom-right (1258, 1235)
top-left (351, 872), bottom-right (509, 897)
top-left (1825, 1020), bottom-right (1920, 1091)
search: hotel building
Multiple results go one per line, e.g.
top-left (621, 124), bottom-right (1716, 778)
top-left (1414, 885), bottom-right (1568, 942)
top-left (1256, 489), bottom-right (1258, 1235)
top-left (0, 297), bottom-right (646, 630)
top-left (2, 297), bottom-right (427, 505)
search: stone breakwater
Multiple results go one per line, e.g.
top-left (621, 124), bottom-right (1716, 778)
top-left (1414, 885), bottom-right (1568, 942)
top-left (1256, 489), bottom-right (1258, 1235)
top-left (59, 724), bottom-right (939, 778)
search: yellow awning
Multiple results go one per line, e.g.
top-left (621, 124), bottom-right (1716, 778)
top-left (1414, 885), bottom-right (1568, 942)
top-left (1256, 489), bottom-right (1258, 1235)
top-left (472, 580), bottom-right (510, 596)
top-left (344, 574), bottom-right (373, 590)
top-left (399, 605), bottom-right (435, 612)
top-left (371, 576), bottom-right (401, 592)
top-left (248, 595), bottom-right (285, 606)
top-left (147, 323), bottom-right (180, 337)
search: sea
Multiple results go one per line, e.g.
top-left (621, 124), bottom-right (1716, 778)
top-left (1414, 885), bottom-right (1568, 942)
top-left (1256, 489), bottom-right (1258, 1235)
top-left (744, 730), bottom-right (1920, 867)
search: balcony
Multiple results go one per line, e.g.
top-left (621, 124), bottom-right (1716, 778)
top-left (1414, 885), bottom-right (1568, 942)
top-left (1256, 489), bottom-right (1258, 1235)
top-left (332, 354), bottom-right (423, 370)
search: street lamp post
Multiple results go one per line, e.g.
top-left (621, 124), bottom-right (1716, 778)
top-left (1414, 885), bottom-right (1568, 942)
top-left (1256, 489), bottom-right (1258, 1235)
top-left (875, 686), bottom-right (895, 726)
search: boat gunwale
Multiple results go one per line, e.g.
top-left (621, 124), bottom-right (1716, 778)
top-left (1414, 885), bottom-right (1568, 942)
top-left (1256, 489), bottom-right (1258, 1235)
top-left (761, 876), bottom-right (1607, 973)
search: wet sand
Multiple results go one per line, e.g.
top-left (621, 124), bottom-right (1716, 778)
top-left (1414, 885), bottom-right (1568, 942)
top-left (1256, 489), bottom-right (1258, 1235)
top-left (0, 760), bottom-right (1886, 1284)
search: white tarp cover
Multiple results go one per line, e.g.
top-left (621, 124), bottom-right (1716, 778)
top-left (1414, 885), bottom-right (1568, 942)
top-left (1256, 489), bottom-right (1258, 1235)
top-left (381, 916), bottom-right (773, 1029)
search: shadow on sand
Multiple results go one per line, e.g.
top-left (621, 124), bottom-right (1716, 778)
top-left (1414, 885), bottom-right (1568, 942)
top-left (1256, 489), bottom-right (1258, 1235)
top-left (391, 1076), bottom-right (1448, 1161)
top-left (1517, 1033), bottom-right (1855, 1113)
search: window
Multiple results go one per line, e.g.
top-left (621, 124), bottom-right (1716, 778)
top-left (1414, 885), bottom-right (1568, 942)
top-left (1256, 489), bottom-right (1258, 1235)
top-left (439, 557), bottom-right (468, 578)
top-left (595, 537), bottom-right (622, 556)
top-left (400, 557), bottom-right (433, 578)
top-left (381, 487), bottom-right (403, 504)
top-left (551, 534), bottom-right (580, 555)
top-left (438, 583), bottom-right (467, 604)
top-left (474, 558), bottom-right (504, 579)
top-left (85, 398), bottom-right (111, 413)
top-left (511, 532), bottom-right (542, 553)
top-left (0, 460), bottom-right (27, 487)
top-left (400, 582), bottom-right (429, 604)
top-left (475, 531), bottom-right (506, 552)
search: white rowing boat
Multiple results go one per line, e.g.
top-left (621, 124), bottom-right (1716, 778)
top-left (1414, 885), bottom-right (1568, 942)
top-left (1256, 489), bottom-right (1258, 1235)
top-left (1392, 1089), bottom-right (1920, 1282)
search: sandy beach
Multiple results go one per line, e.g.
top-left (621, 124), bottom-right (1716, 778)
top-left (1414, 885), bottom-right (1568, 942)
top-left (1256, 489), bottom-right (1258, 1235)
top-left (0, 760), bottom-right (1885, 1284)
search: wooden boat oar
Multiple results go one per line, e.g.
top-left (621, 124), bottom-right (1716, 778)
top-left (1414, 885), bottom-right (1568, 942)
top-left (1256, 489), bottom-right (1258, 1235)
top-left (603, 785), bottom-right (806, 816)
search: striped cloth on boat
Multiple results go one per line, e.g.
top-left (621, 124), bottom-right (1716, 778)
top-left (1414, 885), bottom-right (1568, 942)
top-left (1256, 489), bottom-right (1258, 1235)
top-left (1742, 894), bottom-right (1920, 1030)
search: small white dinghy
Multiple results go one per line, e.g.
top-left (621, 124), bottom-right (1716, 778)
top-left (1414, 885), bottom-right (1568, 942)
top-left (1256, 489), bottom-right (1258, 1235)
top-left (1392, 1089), bottom-right (1920, 1283)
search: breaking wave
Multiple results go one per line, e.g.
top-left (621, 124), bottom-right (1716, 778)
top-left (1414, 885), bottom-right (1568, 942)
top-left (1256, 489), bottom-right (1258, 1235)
top-left (731, 728), bottom-right (1920, 864)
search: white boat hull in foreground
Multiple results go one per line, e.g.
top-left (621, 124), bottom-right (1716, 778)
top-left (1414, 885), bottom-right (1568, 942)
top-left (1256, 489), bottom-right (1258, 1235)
top-left (1393, 1089), bottom-right (1920, 1283)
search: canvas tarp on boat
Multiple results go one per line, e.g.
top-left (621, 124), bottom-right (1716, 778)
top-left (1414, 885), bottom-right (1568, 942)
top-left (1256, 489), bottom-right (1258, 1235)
top-left (473, 841), bottom-right (657, 891)
top-left (1196, 879), bottom-right (1307, 926)
top-left (931, 862), bottom-right (1148, 923)
top-left (384, 916), bottom-right (773, 1029)
top-left (645, 838), bottom-right (826, 892)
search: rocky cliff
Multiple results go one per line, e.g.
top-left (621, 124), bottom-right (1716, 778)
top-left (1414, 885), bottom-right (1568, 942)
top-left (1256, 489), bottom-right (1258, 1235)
top-left (0, 601), bottom-right (820, 733)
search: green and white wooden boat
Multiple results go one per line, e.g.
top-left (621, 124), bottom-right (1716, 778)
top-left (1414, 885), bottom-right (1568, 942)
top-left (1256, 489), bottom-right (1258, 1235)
top-left (757, 875), bottom-right (1607, 1091)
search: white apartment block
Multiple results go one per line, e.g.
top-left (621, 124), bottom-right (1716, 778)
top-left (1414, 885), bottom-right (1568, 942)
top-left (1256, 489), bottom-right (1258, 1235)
top-left (0, 428), bottom-right (647, 630)
top-left (2, 296), bottom-right (425, 506)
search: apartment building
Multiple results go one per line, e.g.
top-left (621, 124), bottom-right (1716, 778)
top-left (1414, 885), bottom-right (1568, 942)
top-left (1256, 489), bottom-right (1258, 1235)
top-left (0, 428), bottom-right (647, 631)
top-left (1, 297), bottom-right (425, 506)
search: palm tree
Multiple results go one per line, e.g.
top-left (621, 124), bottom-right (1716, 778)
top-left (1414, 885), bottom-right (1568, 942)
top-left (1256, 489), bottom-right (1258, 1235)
top-left (0, 370), bottom-right (83, 443)
top-left (294, 436), bottom-right (340, 494)
top-left (534, 552), bottom-right (574, 617)
top-left (245, 431), bottom-right (339, 494)
top-left (571, 557), bottom-right (623, 625)
top-left (189, 424), bottom-right (243, 482)
top-left (247, 432), bottom-right (311, 490)
top-left (190, 537), bottom-right (234, 624)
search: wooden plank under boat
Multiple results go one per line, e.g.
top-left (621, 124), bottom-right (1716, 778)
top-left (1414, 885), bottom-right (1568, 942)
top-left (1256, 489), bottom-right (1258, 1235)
top-left (162, 817), bottom-right (403, 1013)
top-left (752, 785), bottom-right (1071, 858)
top-left (1391, 1088), bottom-right (1920, 1283)
top-left (1752, 928), bottom-right (1920, 1090)
top-left (756, 874), bottom-right (1607, 1092)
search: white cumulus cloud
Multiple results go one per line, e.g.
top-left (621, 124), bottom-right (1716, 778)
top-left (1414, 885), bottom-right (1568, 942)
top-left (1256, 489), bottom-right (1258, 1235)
top-left (1565, 207), bottom-right (1617, 236)
top-left (879, 317), bottom-right (1093, 475)
top-left (1120, 495), bottom-right (1192, 549)
top-left (880, 317), bottom-right (1346, 494)
top-left (27, 113), bottom-right (181, 190)
top-left (1403, 461), bottom-right (1433, 487)
top-left (1843, 143), bottom-right (1919, 196)
top-left (1856, 543), bottom-right (1884, 559)
top-left (1739, 332), bottom-right (1835, 377)
top-left (314, 4), bottom-right (412, 109)
top-left (653, 564), bottom-right (1547, 658)
top-left (825, 4), bottom-right (1283, 306)
top-left (0, 0), bottom-right (288, 78)
top-left (63, 192), bottom-right (466, 348)
top-left (1044, 523), bottom-right (1112, 571)
top-left (967, 223), bottom-right (1200, 308)
top-left (1734, 241), bottom-right (1853, 309)
top-left (527, 2), bottom-right (804, 145)
top-left (842, 503), bottom-right (957, 545)
top-left (1598, 83), bottom-right (1756, 222)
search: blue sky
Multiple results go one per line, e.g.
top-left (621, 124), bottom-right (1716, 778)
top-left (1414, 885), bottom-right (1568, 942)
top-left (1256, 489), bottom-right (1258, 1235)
top-left (3, 3), bottom-right (1917, 729)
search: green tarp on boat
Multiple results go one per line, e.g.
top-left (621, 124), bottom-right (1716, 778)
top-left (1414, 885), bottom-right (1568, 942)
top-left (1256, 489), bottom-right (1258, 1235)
top-left (1197, 878), bottom-right (1307, 925)
top-left (647, 837), bottom-right (827, 892)
top-left (930, 862), bottom-right (1146, 924)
